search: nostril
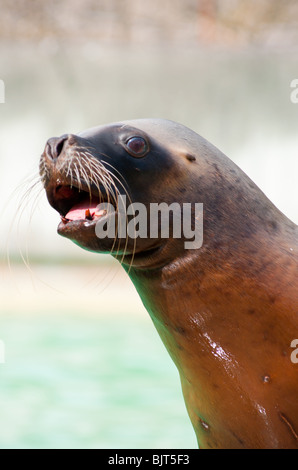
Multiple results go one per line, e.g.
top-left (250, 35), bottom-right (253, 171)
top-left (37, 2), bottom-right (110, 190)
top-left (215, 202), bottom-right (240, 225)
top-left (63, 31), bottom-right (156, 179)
top-left (46, 134), bottom-right (68, 160)
top-left (56, 137), bottom-right (66, 157)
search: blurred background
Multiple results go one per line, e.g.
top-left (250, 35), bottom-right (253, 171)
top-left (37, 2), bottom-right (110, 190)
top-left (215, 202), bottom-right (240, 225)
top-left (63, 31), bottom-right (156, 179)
top-left (0, 0), bottom-right (297, 449)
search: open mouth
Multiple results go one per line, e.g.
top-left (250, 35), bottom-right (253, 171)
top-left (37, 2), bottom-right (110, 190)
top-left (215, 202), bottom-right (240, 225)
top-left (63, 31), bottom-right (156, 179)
top-left (46, 182), bottom-right (113, 230)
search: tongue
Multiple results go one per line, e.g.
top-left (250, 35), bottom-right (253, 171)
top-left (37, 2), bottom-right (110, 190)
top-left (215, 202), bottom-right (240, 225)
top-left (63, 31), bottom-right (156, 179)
top-left (66, 200), bottom-right (99, 221)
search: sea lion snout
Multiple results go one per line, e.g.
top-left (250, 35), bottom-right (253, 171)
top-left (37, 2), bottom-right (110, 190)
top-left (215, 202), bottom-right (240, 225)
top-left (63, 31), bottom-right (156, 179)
top-left (44, 134), bottom-right (69, 161)
top-left (44, 133), bottom-right (86, 162)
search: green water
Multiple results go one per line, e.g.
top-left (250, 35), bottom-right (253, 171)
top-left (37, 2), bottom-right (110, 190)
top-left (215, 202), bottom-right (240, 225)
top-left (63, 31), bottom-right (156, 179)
top-left (0, 311), bottom-right (196, 449)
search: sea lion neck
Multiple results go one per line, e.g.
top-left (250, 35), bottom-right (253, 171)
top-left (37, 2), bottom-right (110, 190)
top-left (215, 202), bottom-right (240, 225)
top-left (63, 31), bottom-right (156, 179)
top-left (124, 222), bottom-right (298, 449)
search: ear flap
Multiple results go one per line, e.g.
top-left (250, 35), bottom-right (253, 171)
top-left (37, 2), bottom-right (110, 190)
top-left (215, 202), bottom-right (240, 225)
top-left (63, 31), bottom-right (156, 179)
top-left (185, 153), bottom-right (196, 162)
top-left (176, 148), bottom-right (197, 162)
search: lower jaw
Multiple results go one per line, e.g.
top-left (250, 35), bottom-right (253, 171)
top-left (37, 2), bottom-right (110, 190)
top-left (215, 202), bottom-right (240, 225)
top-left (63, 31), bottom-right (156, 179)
top-left (55, 215), bottom-right (130, 254)
top-left (56, 215), bottom-right (164, 263)
top-left (57, 218), bottom-right (95, 234)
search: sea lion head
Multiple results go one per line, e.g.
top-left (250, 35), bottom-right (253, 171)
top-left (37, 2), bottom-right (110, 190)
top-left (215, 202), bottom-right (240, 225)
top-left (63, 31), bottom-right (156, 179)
top-left (39, 119), bottom-right (209, 268)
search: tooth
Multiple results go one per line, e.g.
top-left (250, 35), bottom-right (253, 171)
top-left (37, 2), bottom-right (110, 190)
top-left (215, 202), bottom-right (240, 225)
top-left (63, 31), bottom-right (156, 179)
top-left (60, 215), bottom-right (70, 224)
top-left (85, 209), bottom-right (93, 220)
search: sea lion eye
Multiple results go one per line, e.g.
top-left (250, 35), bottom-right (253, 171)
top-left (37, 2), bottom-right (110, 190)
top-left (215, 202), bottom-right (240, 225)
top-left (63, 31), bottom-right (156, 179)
top-left (125, 136), bottom-right (148, 157)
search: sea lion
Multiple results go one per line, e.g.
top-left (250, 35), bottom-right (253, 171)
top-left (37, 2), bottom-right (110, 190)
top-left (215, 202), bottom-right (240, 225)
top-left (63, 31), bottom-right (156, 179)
top-left (39, 119), bottom-right (298, 449)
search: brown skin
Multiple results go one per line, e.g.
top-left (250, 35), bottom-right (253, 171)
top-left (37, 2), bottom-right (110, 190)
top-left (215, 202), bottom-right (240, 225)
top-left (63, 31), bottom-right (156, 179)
top-left (40, 119), bottom-right (298, 448)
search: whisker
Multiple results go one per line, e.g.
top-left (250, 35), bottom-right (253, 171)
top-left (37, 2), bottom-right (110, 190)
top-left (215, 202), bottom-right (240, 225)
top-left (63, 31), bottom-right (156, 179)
top-left (76, 154), bottom-right (121, 260)
top-left (5, 172), bottom-right (44, 280)
top-left (102, 160), bottom-right (137, 271)
top-left (75, 153), bottom-right (92, 197)
top-left (73, 161), bottom-right (83, 191)
top-left (73, 152), bottom-right (125, 292)
top-left (80, 153), bottom-right (129, 264)
top-left (87, 160), bottom-right (128, 261)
